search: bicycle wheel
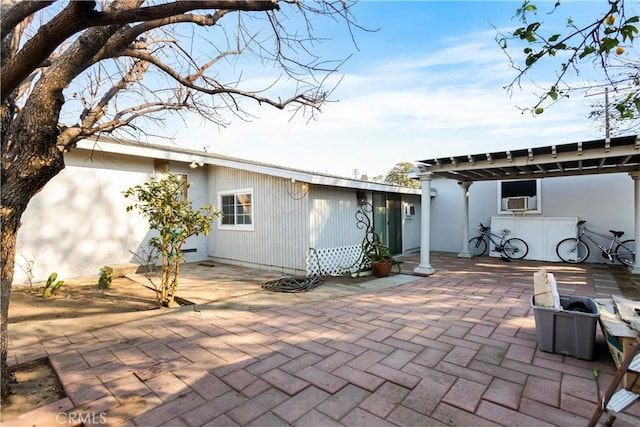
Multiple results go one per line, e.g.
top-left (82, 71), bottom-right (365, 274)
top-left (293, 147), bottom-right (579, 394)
top-left (468, 237), bottom-right (487, 256)
top-left (503, 238), bottom-right (529, 259)
top-left (616, 239), bottom-right (635, 266)
top-left (556, 238), bottom-right (589, 263)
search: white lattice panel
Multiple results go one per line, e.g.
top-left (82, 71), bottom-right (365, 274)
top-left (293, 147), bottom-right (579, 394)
top-left (306, 246), bottom-right (365, 277)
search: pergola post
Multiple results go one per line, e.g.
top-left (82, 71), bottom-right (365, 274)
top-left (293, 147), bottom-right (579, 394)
top-left (629, 171), bottom-right (640, 274)
top-left (414, 170), bottom-right (435, 275)
top-left (458, 180), bottom-right (473, 258)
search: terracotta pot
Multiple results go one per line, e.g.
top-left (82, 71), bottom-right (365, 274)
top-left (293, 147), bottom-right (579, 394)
top-left (371, 260), bottom-right (393, 278)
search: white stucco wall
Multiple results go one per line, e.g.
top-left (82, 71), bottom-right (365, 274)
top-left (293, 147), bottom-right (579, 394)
top-left (13, 150), bottom-right (210, 284)
top-left (430, 173), bottom-right (635, 263)
top-left (402, 194), bottom-right (422, 253)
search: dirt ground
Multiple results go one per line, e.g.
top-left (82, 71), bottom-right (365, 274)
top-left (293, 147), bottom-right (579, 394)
top-left (2, 275), bottom-right (162, 421)
top-left (8, 275), bottom-right (161, 324)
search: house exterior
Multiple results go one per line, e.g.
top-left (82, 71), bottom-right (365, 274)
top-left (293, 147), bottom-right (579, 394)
top-left (13, 137), bottom-right (422, 284)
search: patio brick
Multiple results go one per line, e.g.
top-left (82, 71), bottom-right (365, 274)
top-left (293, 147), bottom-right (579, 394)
top-left (358, 382), bottom-right (411, 418)
top-left (241, 378), bottom-right (271, 398)
top-left (105, 374), bottom-right (152, 403)
top-left (332, 364), bottom-right (385, 391)
top-left (180, 391), bottom-right (247, 427)
top-left (436, 360), bottom-right (493, 385)
top-left (144, 372), bottom-right (190, 402)
top-left (64, 375), bottom-right (112, 406)
top-left (221, 368), bottom-right (259, 392)
top-left (173, 367), bottom-right (231, 400)
top-left (133, 391), bottom-right (205, 427)
top-left (365, 327), bottom-right (396, 342)
top-left (341, 407), bottom-right (396, 427)
top-left (380, 348), bottom-right (416, 369)
top-left (314, 350), bottom-right (356, 372)
top-left (293, 409), bottom-right (344, 427)
top-left (317, 384), bottom-right (370, 420)
top-left (272, 386), bottom-right (330, 423)
top-left (366, 363), bottom-right (420, 389)
top-left (431, 402), bottom-right (498, 427)
top-left (443, 345), bottom-right (476, 366)
top-left (245, 353), bottom-right (291, 375)
top-left (78, 348), bottom-right (117, 368)
top-left (354, 337), bottom-right (396, 355)
top-left (505, 342), bottom-right (536, 363)
top-left (279, 352), bottom-right (324, 374)
top-left (261, 368), bottom-right (310, 395)
top-left (295, 365), bottom-right (348, 393)
top-left (478, 399), bottom-right (559, 426)
top-left (441, 378), bottom-right (486, 412)
top-left (226, 388), bottom-right (289, 425)
top-left (201, 414), bottom-right (241, 427)
top-left (523, 375), bottom-right (561, 406)
top-left (346, 349), bottom-right (386, 370)
top-left (387, 404), bottom-right (448, 426)
top-left (469, 359), bottom-right (528, 384)
top-left (482, 378), bottom-right (523, 409)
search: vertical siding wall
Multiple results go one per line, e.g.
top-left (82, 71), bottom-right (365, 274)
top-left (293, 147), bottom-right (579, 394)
top-left (208, 167), bottom-right (310, 274)
top-left (309, 186), bottom-right (367, 249)
top-left (430, 173), bottom-right (635, 263)
top-left (14, 151), bottom-right (210, 284)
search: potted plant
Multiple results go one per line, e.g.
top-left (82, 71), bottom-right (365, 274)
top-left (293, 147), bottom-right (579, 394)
top-left (363, 232), bottom-right (401, 277)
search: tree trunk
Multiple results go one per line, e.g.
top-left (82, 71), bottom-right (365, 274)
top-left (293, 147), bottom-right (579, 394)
top-left (0, 9), bottom-right (133, 397)
top-left (1, 79), bottom-right (66, 397)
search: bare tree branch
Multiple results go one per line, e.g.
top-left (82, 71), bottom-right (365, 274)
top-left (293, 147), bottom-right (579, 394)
top-left (1, 1), bottom-right (280, 100)
top-left (0, 0), bottom-right (56, 40)
top-left (118, 48), bottom-right (324, 109)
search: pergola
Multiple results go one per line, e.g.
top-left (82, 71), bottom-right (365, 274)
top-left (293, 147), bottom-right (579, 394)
top-left (412, 134), bottom-right (640, 275)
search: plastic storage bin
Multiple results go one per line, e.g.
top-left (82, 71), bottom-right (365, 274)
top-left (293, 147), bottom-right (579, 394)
top-left (530, 295), bottom-right (600, 360)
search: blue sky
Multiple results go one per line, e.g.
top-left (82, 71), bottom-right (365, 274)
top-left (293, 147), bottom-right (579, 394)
top-left (175, 1), bottom-right (636, 179)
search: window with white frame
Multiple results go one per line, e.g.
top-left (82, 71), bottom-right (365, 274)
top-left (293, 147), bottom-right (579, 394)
top-left (497, 179), bottom-right (541, 214)
top-left (219, 188), bottom-right (253, 230)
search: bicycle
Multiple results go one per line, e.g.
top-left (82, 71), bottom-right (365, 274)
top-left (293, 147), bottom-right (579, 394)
top-left (468, 223), bottom-right (529, 259)
top-left (555, 220), bottom-right (635, 266)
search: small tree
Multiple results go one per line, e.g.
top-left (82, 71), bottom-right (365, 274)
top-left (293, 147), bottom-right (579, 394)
top-left (384, 162), bottom-right (420, 189)
top-left (123, 174), bottom-right (221, 307)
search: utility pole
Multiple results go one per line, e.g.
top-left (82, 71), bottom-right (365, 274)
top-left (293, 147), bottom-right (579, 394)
top-left (605, 87), bottom-right (610, 139)
top-left (585, 87), bottom-right (610, 139)
top-left (585, 85), bottom-right (634, 139)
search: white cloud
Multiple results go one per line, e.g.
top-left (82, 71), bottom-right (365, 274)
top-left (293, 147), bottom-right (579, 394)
top-left (175, 29), bottom-right (606, 178)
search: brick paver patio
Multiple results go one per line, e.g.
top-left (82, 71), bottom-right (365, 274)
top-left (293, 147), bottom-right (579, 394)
top-left (5, 252), bottom-right (639, 426)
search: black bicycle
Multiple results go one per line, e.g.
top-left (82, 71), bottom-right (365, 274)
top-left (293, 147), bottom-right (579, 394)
top-left (468, 223), bottom-right (529, 259)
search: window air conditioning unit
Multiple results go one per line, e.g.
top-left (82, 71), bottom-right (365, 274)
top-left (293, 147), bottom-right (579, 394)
top-left (506, 196), bottom-right (528, 211)
top-left (404, 204), bottom-right (416, 217)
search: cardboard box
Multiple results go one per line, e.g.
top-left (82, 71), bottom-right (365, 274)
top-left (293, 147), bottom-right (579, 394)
top-left (596, 298), bottom-right (640, 392)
